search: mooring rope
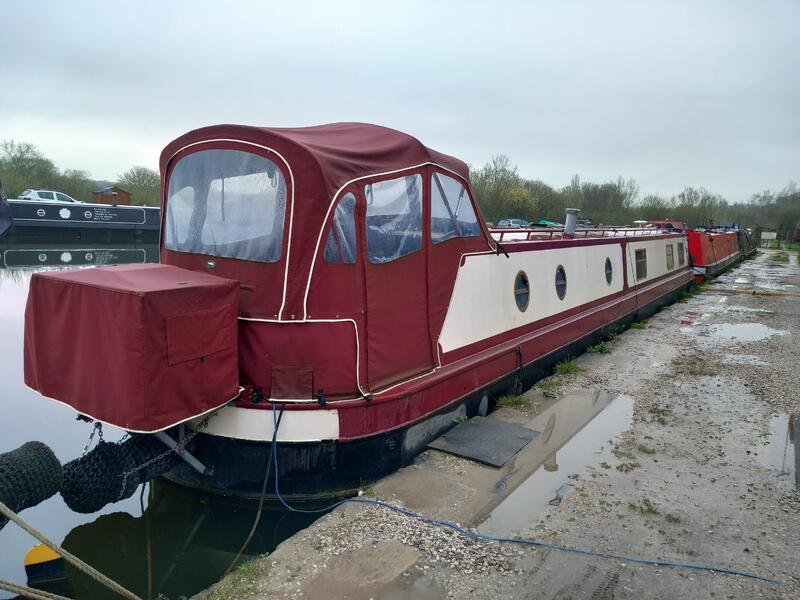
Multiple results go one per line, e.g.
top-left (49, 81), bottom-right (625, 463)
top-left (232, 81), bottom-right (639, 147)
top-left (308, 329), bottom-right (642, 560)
top-left (0, 499), bottom-right (143, 600)
top-left (0, 579), bottom-right (73, 600)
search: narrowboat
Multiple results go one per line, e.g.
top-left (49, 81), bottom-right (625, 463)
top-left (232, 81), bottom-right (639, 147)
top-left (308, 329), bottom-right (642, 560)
top-left (24, 123), bottom-right (694, 503)
top-left (3, 198), bottom-right (160, 241)
top-left (647, 220), bottom-right (755, 282)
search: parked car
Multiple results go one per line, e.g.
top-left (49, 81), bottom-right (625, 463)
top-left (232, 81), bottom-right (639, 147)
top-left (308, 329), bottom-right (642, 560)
top-left (496, 218), bottom-right (528, 228)
top-left (17, 189), bottom-right (84, 203)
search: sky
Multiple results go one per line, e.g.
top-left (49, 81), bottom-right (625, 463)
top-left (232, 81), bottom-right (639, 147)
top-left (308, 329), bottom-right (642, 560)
top-left (0, 0), bottom-right (798, 202)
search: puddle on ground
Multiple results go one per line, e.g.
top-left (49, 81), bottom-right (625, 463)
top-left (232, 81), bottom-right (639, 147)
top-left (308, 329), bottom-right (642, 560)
top-left (706, 323), bottom-right (789, 342)
top-left (754, 414), bottom-right (798, 490)
top-left (478, 394), bottom-right (633, 536)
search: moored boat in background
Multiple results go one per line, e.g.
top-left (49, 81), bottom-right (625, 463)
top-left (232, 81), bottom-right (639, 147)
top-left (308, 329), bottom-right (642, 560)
top-left (24, 123), bottom-right (697, 504)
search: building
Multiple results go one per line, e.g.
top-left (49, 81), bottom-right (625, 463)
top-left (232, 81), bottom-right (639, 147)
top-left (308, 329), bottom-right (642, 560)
top-left (92, 185), bottom-right (132, 205)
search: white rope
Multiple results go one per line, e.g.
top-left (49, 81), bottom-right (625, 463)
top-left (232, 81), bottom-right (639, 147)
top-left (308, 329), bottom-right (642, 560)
top-left (0, 578), bottom-right (73, 600)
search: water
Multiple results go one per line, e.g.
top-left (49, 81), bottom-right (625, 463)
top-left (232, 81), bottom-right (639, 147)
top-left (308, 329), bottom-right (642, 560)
top-left (706, 323), bottom-right (789, 342)
top-left (478, 392), bottom-right (634, 536)
top-left (0, 237), bottom-right (315, 600)
top-left (755, 414), bottom-right (798, 490)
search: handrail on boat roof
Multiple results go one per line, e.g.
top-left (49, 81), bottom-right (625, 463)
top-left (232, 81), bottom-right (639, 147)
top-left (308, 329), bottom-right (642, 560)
top-left (487, 225), bottom-right (676, 242)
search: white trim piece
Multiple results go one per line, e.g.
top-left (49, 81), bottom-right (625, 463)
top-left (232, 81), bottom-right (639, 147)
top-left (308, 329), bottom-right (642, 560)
top-left (192, 404), bottom-right (340, 442)
top-left (24, 384), bottom-right (239, 434)
top-left (300, 161), bottom-right (493, 319)
top-left (163, 138), bottom-right (297, 321)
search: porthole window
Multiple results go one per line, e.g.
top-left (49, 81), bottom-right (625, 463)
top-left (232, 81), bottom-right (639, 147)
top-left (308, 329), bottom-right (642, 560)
top-left (605, 257), bottom-right (613, 285)
top-left (555, 265), bottom-right (567, 300)
top-left (514, 271), bottom-right (530, 312)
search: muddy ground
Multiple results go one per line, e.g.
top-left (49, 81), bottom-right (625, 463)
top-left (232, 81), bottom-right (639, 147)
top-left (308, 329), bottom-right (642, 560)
top-left (200, 249), bottom-right (799, 600)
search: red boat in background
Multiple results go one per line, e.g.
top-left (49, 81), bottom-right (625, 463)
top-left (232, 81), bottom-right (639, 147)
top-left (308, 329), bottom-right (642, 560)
top-left (647, 220), bottom-right (755, 283)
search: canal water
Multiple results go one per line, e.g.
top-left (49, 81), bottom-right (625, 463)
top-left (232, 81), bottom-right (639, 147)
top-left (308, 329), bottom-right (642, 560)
top-left (0, 239), bottom-right (316, 600)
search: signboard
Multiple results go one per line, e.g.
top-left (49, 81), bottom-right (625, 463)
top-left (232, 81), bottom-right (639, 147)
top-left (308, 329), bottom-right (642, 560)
top-left (10, 201), bottom-right (146, 225)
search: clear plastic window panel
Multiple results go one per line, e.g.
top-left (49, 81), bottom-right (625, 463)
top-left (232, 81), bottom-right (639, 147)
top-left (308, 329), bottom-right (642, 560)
top-left (323, 193), bottom-right (357, 264)
top-left (164, 149), bottom-right (287, 262)
top-left (365, 175), bottom-right (422, 263)
top-left (430, 173), bottom-right (480, 244)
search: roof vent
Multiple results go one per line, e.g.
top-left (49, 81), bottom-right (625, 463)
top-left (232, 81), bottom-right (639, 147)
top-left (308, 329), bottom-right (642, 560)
top-left (564, 208), bottom-right (581, 238)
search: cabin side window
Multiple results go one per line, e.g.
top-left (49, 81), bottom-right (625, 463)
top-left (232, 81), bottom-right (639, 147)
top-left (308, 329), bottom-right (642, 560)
top-left (365, 175), bottom-right (422, 264)
top-left (165, 149), bottom-right (287, 262)
top-left (666, 244), bottom-right (675, 270)
top-left (677, 242), bottom-right (686, 266)
top-left (635, 249), bottom-right (647, 280)
top-left (323, 193), bottom-right (357, 264)
top-left (430, 173), bottom-right (480, 244)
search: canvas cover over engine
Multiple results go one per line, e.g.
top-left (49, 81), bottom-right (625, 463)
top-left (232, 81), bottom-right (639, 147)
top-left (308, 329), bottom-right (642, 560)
top-left (24, 264), bottom-right (239, 432)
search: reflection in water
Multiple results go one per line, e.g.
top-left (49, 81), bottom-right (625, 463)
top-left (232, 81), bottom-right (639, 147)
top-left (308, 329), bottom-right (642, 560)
top-left (59, 481), bottom-right (318, 600)
top-left (0, 238), bottom-right (159, 269)
top-left (757, 413), bottom-right (798, 490)
top-left (479, 392), bottom-right (634, 536)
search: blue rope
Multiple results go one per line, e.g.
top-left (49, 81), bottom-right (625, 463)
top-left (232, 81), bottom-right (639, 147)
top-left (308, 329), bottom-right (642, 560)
top-left (269, 404), bottom-right (780, 585)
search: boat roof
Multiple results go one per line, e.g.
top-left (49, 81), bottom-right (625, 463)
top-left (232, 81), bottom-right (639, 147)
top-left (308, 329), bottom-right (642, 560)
top-left (159, 122), bottom-right (470, 201)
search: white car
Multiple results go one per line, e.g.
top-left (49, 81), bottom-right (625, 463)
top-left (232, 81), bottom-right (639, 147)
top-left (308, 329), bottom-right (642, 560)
top-left (18, 189), bottom-right (83, 203)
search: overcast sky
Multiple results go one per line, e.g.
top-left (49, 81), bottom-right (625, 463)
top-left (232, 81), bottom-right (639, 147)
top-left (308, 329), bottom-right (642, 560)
top-left (1, 0), bottom-right (798, 202)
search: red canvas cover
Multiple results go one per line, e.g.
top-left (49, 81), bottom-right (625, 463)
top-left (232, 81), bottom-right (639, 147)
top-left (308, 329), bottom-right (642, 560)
top-left (24, 264), bottom-right (239, 432)
top-left (159, 123), bottom-right (489, 321)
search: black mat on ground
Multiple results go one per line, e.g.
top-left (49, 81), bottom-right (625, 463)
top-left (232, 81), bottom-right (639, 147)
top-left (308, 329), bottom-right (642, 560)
top-left (427, 417), bottom-right (540, 467)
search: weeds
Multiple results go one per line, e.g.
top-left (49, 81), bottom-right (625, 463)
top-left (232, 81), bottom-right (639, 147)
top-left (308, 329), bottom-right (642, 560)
top-left (555, 359), bottom-right (582, 375)
top-left (617, 461), bottom-right (641, 473)
top-left (537, 379), bottom-right (560, 390)
top-left (630, 322), bottom-right (646, 330)
top-left (637, 444), bottom-right (656, 455)
top-left (452, 415), bottom-right (468, 424)
top-left (496, 395), bottom-right (532, 409)
top-left (770, 252), bottom-right (789, 263)
top-left (628, 497), bottom-right (659, 515)
top-left (207, 554), bottom-right (269, 600)
top-left (665, 513), bottom-right (682, 524)
top-left (588, 342), bottom-right (610, 354)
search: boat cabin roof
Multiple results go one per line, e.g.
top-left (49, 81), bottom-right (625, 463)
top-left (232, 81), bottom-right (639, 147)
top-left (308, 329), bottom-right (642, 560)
top-left (159, 122), bottom-right (470, 203)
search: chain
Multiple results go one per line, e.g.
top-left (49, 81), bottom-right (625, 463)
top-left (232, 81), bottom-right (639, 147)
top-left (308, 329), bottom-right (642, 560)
top-left (81, 422), bottom-right (103, 457)
top-left (116, 419), bottom-right (209, 501)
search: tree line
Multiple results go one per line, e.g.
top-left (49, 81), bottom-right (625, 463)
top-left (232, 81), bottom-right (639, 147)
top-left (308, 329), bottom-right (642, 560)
top-left (472, 155), bottom-right (799, 232)
top-left (0, 140), bottom-right (160, 206)
top-left (2, 141), bottom-right (797, 232)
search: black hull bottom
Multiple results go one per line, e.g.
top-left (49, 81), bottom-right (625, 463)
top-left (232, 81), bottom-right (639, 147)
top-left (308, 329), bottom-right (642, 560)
top-left (164, 280), bottom-right (693, 504)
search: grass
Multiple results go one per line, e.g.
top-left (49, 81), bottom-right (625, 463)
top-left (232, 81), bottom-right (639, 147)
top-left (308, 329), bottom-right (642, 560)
top-left (630, 322), bottom-right (646, 330)
top-left (587, 342), bottom-right (610, 354)
top-left (770, 252), bottom-right (790, 263)
top-left (207, 554), bottom-right (269, 600)
top-left (554, 358), bottom-right (582, 375)
top-left (536, 379), bottom-right (560, 390)
top-left (617, 461), bottom-right (641, 473)
top-left (359, 486), bottom-right (377, 498)
top-left (679, 282), bottom-right (706, 302)
top-left (628, 497), bottom-right (659, 515)
top-left (496, 395), bottom-right (532, 409)
top-left (637, 444), bottom-right (656, 455)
